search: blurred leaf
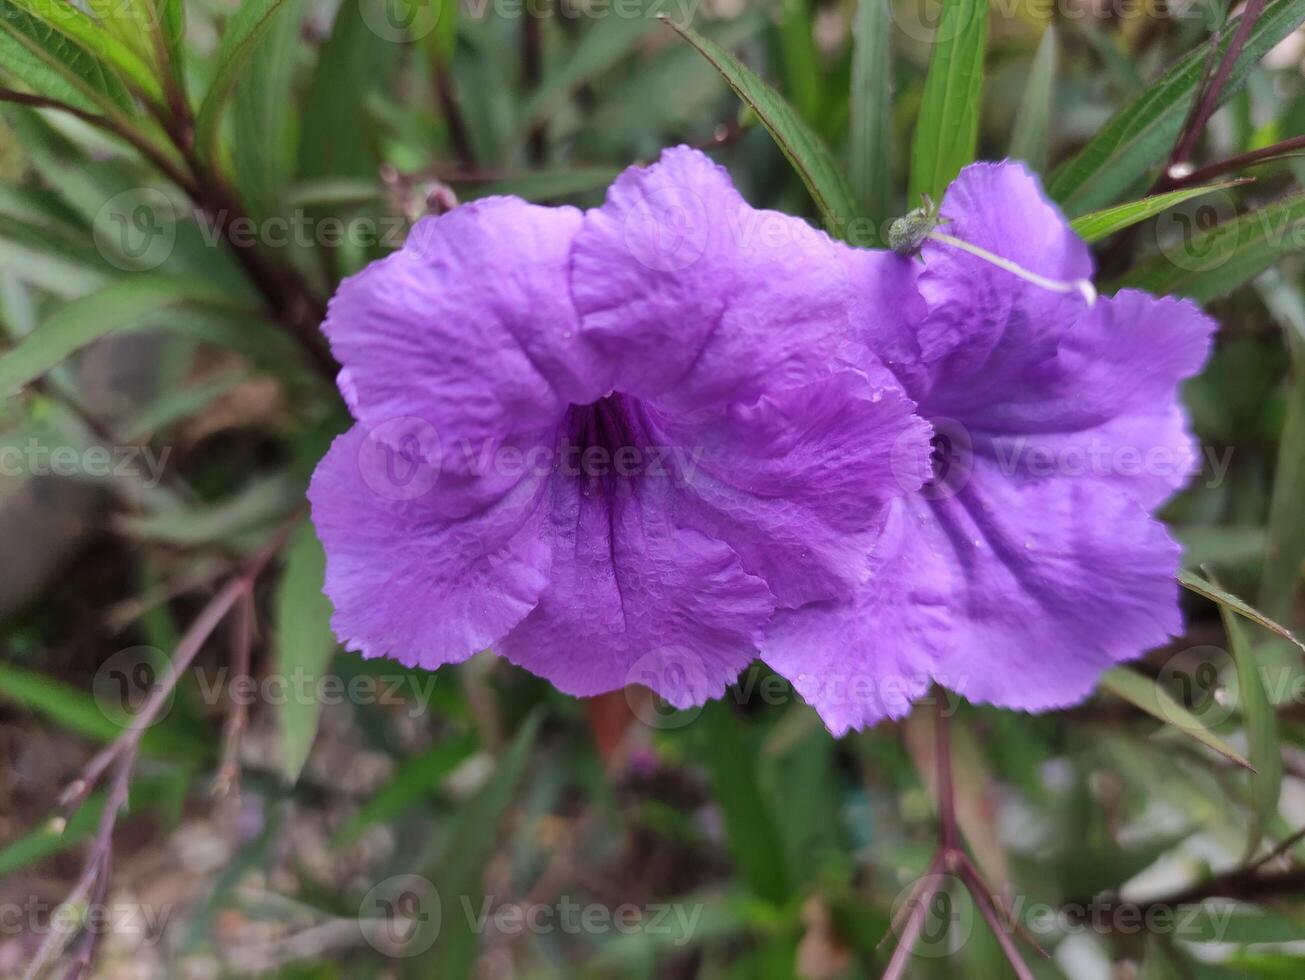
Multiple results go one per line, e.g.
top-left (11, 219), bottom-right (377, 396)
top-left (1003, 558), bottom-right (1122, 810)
top-left (194, 0), bottom-right (291, 169)
top-left (1211, 570), bottom-right (1282, 859)
top-left (1070, 180), bottom-right (1246, 243)
top-left (778, 0), bottom-right (820, 126)
top-left (1260, 316), bottom-right (1305, 621)
top-left (663, 18), bottom-right (862, 242)
top-left (410, 711), bottom-right (542, 978)
top-left (699, 701), bottom-right (792, 906)
top-left (1008, 25), bottom-right (1056, 175)
top-left (274, 519), bottom-right (337, 785)
top-left (0, 661), bottom-right (204, 757)
top-left (155, 0), bottom-right (186, 87)
top-left (518, 11), bottom-right (656, 136)
top-left (334, 729), bottom-right (479, 845)
top-left (476, 166), bottom-right (621, 203)
top-left (1, 0), bottom-right (163, 104)
top-left (1116, 192), bottom-right (1305, 301)
top-left (117, 469), bottom-right (303, 546)
top-left (908, 0), bottom-right (987, 204)
top-left (1099, 667), bottom-right (1254, 770)
top-left (850, 0), bottom-right (892, 228)
top-left (0, 275), bottom-right (239, 397)
top-left (232, 0), bottom-right (303, 221)
top-left (1049, 0), bottom-right (1305, 215)
top-left (298, 0), bottom-right (391, 179)
top-left (0, 0), bottom-right (136, 114)
top-left (0, 794), bottom-right (104, 876)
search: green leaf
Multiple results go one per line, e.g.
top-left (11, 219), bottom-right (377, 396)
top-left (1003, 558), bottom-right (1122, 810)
top-left (698, 701), bottom-right (792, 906)
top-left (0, 0), bottom-right (136, 114)
top-left (0, 661), bottom-right (204, 758)
top-left (1115, 191), bottom-right (1305, 303)
top-left (1008, 25), bottom-right (1057, 176)
top-left (475, 167), bottom-right (622, 203)
top-left (661, 16), bottom-right (863, 242)
top-left (1099, 667), bottom-right (1253, 771)
top-left (117, 470), bottom-right (303, 547)
top-left (409, 711), bottom-right (542, 977)
top-left (1, 0), bottom-right (164, 104)
top-left (0, 276), bottom-right (240, 397)
top-left (908, 0), bottom-right (987, 204)
top-left (1209, 571), bottom-right (1282, 859)
top-left (297, 0), bottom-right (391, 180)
top-left (1179, 569), bottom-right (1305, 653)
top-left (232, 0), bottom-right (303, 221)
top-left (1049, 0), bottom-right (1305, 215)
top-left (1259, 294), bottom-right (1305, 622)
top-left (1070, 180), bottom-right (1246, 243)
top-left (194, 0), bottom-right (291, 169)
top-left (275, 519), bottom-right (338, 785)
top-left (333, 729), bottom-right (479, 845)
top-left (777, 0), bottom-right (821, 126)
top-left (850, 0), bottom-right (892, 228)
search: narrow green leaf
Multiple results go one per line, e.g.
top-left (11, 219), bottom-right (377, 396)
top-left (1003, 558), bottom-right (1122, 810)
top-left (333, 730), bottom-right (479, 845)
top-left (1049, 0), bottom-right (1305, 215)
top-left (1070, 180), bottom-right (1246, 243)
top-left (661, 16), bottom-right (863, 241)
top-left (194, 0), bottom-right (291, 169)
top-left (850, 0), bottom-right (892, 228)
top-left (0, 0), bottom-right (135, 114)
top-left (698, 700), bottom-right (792, 906)
top-left (232, 0), bottom-right (302, 221)
top-left (297, 0), bottom-right (391, 179)
top-left (476, 167), bottom-right (623, 203)
top-left (0, 661), bottom-right (204, 758)
top-left (1259, 296), bottom-right (1305, 621)
top-left (1099, 667), bottom-right (1254, 771)
top-left (0, 276), bottom-right (240, 397)
top-left (1179, 569), bottom-right (1305, 653)
top-left (275, 519), bottom-right (338, 785)
top-left (908, 0), bottom-right (987, 204)
top-left (778, 0), bottom-right (821, 126)
top-left (1116, 192), bottom-right (1305, 302)
top-left (1008, 25), bottom-right (1057, 176)
top-left (2, 0), bottom-right (164, 104)
top-left (410, 711), bottom-right (542, 977)
top-left (1210, 571), bottom-right (1282, 859)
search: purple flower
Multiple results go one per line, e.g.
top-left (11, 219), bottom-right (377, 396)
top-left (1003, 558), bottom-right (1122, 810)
top-left (308, 147), bottom-right (932, 708)
top-left (763, 162), bottom-right (1216, 734)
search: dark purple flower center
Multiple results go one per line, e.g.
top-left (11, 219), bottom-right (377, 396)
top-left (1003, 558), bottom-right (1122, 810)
top-left (561, 392), bottom-right (653, 484)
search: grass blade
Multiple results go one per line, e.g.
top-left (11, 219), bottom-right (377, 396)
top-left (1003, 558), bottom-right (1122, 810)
top-left (1179, 569), bottom-right (1305, 653)
top-left (1008, 26), bottom-right (1057, 176)
top-left (850, 0), bottom-right (892, 229)
top-left (908, 0), bottom-right (987, 204)
top-left (661, 16), bottom-right (862, 242)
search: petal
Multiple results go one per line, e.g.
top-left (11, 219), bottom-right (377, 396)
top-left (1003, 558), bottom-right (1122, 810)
top-left (971, 290), bottom-right (1215, 509)
top-left (911, 161), bottom-right (1095, 417)
top-left (764, 459), bottom-right (1183, 733)
top-left (498, 474), bottom-right (773, 707)
top-left (654, 371), bottom-right (934, 607)
top-left (322, 198), bottom-right (613, 480)
top-left (570, 145), bottom-right (877, 411)
top-left (308, 425), bottom-right (554, 668)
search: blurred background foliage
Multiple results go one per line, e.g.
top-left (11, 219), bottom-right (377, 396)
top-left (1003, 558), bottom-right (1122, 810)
top-left (1, 0), bottom-right (1305, 976)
